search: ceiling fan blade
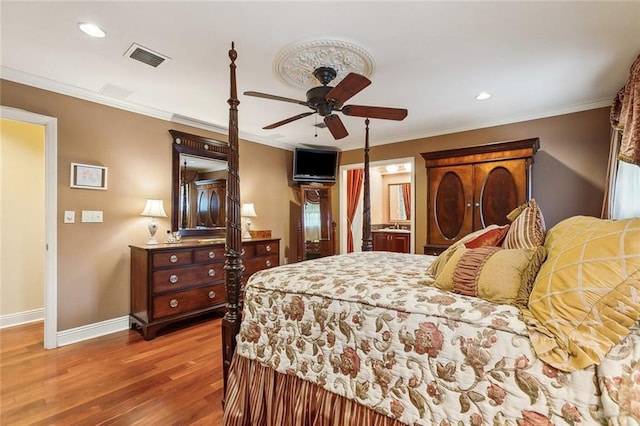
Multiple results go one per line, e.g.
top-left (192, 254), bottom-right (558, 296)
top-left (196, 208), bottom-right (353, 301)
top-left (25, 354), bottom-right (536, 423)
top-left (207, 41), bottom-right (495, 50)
top-left (263, 112), bottom-right (314, 129)
top-left (325, 73), bottom-right (371, 105)
top-left (341, 105), bottom-right (408, 121)
top-left (324, 114), bottom-right (349, 140)
top-left (244, 91), bottom-right (308, 106)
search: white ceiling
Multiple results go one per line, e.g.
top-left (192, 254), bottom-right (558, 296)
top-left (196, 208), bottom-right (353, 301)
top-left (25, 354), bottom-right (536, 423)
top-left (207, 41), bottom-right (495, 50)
top-left (2, 1), bottom-right (639, 151)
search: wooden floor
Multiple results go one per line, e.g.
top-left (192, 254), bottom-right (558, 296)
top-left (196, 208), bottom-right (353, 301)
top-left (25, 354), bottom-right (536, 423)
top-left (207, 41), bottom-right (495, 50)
top-left (0, 315), bottom-right (226, 425)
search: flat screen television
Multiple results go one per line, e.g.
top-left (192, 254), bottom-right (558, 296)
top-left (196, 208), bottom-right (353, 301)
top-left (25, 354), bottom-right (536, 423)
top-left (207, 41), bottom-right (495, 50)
top-left (292, 147), bottom-right (339, 183)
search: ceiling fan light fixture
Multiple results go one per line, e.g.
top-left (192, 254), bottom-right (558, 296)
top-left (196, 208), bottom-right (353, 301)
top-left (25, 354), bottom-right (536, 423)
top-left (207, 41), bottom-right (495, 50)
top-left (78, 22), bottom-right (106, 38)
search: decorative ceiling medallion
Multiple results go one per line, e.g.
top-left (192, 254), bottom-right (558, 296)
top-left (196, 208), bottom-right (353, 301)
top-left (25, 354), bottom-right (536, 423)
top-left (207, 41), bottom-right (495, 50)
top-left (274, 39), bottom-right (375, 89)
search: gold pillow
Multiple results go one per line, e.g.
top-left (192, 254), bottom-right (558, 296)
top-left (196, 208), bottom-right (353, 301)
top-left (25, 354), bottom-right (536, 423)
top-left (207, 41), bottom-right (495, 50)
top-left (502, 199), bottom-right (546, 249)
top-left (427, 224), bottom-right (505, 278)
top-left (433, 245), bottom-right (547, 306)
top-left (523, 215), bottom-right (640, 372)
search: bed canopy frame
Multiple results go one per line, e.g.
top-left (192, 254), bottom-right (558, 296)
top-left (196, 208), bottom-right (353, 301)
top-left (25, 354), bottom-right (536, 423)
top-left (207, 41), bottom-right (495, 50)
top-left (221, 43), bottom-right (374, 394)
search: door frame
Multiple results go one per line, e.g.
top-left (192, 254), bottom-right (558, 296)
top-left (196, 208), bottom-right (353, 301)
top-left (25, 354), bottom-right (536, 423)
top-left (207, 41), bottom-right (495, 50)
top-left (2, 106), bottom-right (58, 348)
top-left (339, 156), bottom-right (415, 254)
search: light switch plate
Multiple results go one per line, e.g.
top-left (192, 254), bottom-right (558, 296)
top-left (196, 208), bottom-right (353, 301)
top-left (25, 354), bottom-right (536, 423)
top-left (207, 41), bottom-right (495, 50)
top-left (82, 210), bottom-right (103, 223)
top-left (64, 210), bottom-right (75, 223)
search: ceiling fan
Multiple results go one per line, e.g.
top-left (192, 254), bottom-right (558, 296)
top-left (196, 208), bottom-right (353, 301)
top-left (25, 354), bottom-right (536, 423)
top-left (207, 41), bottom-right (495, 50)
top-left (244, 67), bottom-right (408, 140)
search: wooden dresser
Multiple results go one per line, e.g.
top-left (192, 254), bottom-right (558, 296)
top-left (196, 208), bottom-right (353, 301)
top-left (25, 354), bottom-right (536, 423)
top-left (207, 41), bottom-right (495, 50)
top-left (129, 238), bottom-right (279, 339)
top-left (422, 138), bottom-right (539, 255)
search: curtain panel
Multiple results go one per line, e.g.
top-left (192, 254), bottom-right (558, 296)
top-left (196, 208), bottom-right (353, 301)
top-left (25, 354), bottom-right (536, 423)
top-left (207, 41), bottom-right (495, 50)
top-left (401, 183), bottom-right (411, 221)
top-left (346, 169), bottom-right (364, 253)
top-left (612, 54), bottom-right (640, 165)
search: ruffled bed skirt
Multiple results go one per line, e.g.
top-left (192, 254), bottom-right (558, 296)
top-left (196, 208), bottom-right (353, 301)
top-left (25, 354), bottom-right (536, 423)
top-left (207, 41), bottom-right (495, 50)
top-left (223, 355), bottom-right (405, 426)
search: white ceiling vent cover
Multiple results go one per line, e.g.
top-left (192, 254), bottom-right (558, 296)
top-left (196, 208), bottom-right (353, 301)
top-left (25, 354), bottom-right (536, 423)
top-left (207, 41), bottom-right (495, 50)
top-left (124, 43), bottom-right (170, 67)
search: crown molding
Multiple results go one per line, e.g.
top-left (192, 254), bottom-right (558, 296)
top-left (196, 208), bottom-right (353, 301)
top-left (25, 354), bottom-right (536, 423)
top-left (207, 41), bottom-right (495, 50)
top-left (1, 66), bottom-right (296, 151)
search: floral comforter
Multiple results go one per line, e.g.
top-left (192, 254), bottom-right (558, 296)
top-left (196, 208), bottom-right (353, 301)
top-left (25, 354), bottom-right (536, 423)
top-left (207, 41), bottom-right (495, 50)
top-left (235, 252), bottom-right (640, 425)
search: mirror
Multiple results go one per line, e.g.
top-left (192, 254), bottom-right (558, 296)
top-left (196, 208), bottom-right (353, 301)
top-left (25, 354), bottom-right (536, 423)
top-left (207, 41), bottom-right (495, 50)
top-left (170, 130), bottom-right (228, 238)
top-left (299, 185), bottom-right (334, 260)
top-left (389, 183), bottom-right (411, 221)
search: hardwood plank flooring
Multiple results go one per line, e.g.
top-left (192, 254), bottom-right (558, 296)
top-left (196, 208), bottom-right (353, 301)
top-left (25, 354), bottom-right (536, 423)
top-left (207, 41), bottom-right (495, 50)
top-left (0, 315), bottom-right (226, 425)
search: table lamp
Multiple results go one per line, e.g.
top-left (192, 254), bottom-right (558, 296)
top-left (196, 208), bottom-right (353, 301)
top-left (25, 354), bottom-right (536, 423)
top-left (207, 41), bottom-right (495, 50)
top-left (140, 199), bottom-right (167, 245)
top-left (241, 203), bottom-right (257, 240)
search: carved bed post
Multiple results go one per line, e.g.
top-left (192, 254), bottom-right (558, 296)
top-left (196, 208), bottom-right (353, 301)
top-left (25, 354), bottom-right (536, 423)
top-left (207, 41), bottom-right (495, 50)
top-left (361, 118), bottom-right (373, 251)
top-left (222, 42), bottom-right (243, 399)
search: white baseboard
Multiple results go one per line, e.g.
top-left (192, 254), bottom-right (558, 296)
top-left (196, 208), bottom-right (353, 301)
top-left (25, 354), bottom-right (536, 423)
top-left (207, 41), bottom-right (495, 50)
top-left (1, 311), bottom-right (130, 346)
top-left (57, 316), bottom-right (130, 347)
top-left (0, 308), bottom-right (44, 329)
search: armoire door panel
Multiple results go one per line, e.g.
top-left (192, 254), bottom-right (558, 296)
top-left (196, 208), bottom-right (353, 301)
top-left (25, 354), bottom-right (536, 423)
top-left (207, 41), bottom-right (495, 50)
top-left (422, 138), bottom-right (539, 254)
top-left (428, 165), bottom-right (473, 245)
top-left (474, 159), bottom-right (527, 229)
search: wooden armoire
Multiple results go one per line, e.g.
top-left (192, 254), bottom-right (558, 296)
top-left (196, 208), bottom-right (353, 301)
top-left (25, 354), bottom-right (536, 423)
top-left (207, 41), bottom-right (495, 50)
top-left (422, 138), bottom-right (539, 255)
top-left (195, 179), bottom-right (226, 228)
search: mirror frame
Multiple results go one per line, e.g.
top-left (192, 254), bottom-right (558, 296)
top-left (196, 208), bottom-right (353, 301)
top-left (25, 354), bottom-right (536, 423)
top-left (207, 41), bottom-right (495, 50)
top-left (388, 183), bottom-right (411, 222)
top-left (169, 129), bottom-right (229, 238)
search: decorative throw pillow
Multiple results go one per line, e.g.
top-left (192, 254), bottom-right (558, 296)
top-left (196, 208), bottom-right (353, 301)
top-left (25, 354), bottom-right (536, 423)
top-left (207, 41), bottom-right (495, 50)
top-left (433, 245), bottom-right (547, 306)
top-left (523, 215), bottom-right (640, 372)
top-left (502, 199), bottom-right (546, 249)
top-left (464, 224), bottom-right (510, 248)
top-left (426, 224), bottom-right (503, 278)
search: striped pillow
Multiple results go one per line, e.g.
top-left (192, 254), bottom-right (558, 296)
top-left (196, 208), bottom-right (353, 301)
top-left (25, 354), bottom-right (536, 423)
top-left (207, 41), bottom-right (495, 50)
top-left (502, 199), bottom-right (546, 249)
top-left (433, 245), bottom-right (547, 306)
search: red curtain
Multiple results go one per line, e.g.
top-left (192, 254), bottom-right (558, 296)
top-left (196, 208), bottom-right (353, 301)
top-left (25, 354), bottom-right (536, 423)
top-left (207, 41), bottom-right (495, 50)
top-left (401, 183), bottom-right (411, 220)
top-left (346, 169), bottom-right (364, 253)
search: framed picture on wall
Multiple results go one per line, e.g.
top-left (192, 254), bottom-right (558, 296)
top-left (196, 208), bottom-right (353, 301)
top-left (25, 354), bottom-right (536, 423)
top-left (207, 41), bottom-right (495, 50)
top-left (70, 162), bottom-right (108, 190)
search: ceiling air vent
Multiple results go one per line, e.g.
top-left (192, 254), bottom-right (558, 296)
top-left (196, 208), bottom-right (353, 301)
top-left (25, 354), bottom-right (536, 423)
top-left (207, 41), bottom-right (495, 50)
top-left (124, 43), bottom-right (169, 67)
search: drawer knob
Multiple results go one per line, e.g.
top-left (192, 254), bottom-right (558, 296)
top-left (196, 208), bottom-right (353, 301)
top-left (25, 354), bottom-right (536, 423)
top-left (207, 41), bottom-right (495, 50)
top-left (265, 260), bottom-right (271, 267)
top-left (208, 269), bottom-right (215, 277)
top-left (208, 290), bottom-right (216, 299)
top-left (170, 254), bottom-right (178, 263)
top-left (169, 274), bottom-right (179, 284)
top-left (169, 299), bottom-right (179, 308)
top-left (265, 245), bottom-right (271, 252)
top-left (208, 251), bottom-right (215, 259)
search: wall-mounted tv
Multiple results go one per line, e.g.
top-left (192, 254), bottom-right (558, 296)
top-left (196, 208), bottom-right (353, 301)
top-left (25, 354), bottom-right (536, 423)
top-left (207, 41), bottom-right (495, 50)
top-left (292, 147), bottom-right (339, 183)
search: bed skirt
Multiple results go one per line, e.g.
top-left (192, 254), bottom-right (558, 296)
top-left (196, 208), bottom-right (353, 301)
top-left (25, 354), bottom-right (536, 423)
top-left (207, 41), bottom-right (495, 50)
top-left (223, 355), bottom-right (406, 426)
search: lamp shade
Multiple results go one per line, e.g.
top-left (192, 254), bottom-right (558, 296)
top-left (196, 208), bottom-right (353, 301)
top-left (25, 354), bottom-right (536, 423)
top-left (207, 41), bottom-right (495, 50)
top-left (140, 199), bottom-right (167, 218)
top-left (241, 203), bottom-right (257, 218)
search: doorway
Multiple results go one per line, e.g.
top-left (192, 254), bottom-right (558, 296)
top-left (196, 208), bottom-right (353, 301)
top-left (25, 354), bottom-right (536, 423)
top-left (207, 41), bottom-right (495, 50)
top-left (1, 106), bottom-right (57, 348)
top-left (339, 157), bottom-right (415, 254)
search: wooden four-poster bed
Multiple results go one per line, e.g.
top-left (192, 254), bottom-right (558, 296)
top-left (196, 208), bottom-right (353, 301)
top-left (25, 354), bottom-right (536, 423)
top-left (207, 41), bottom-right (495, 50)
top-left (221, 44), bottom-right (640, 426)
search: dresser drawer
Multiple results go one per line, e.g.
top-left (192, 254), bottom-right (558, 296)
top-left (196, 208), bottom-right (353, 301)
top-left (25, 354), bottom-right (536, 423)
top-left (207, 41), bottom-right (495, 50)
top-left (152, 250), bottom-right (193, 268)
top-left (153, 284), bottom-right (227, 319)
top-left (243, 253), bottom-right (278, 276)
top-left (152, 263), bottom-right (224, 293)
top-left (194, 246), bottom-right (226, 263)
top-left (254, 241), bottom-right (278, 256)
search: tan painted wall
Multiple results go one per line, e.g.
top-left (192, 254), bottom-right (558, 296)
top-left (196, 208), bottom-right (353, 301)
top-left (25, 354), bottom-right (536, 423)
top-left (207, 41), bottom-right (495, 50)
top-left (1, 118), bottom-right (45, 316)
top-left (339, 108), bottom-right (611, 253)
top-left (1, 80), bottom-right (295, 330)
top-left (1, 78), bottom-right (611, 329)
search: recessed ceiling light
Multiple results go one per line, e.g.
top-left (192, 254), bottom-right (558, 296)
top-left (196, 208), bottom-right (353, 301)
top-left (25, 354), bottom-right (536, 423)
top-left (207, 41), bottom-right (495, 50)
top-left (78, 22), bottom-right (106, 38)
top-left (476, 92), bottom-right (491, 101)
